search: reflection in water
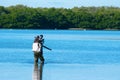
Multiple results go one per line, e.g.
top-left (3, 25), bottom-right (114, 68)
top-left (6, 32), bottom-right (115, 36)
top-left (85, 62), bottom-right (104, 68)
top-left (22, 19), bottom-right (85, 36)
top-left (33, 62), bottom-right (44, 80)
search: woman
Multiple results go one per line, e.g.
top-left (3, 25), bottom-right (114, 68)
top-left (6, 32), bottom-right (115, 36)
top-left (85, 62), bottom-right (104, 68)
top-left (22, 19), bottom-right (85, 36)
top-left (32, 36), bottom-right (44, 63)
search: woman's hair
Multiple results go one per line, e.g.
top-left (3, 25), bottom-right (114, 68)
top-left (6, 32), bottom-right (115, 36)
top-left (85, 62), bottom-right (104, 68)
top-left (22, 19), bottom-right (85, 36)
top-left (34, 35), bottom-right (39, 43)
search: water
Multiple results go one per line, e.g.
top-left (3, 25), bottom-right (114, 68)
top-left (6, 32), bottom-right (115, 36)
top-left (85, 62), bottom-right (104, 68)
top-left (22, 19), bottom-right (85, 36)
top-left (0, 29), bottom-right (120, 80)
top-left (0, 29), bottom-right (120, 64)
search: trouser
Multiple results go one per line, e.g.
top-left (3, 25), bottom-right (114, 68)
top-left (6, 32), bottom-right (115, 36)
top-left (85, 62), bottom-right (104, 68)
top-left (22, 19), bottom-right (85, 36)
top-left (34, 52), bottom-right (44, 63)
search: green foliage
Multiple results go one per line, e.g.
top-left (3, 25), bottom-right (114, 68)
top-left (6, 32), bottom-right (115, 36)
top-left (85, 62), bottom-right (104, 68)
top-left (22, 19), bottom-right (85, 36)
top-left (0, 5), bottom-right (120, 30)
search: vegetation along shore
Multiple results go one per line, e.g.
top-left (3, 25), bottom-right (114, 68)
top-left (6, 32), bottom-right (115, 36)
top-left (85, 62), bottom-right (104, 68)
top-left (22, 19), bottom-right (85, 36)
top-left (0, 5), bottom-right (120, 30)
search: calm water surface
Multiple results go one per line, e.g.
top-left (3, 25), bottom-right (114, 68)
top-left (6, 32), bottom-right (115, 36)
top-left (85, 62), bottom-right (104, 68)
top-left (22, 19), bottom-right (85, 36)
top-left (0, 29), bottom-right (120, 64)
top-left (0, 29), bottom-right (120, 80)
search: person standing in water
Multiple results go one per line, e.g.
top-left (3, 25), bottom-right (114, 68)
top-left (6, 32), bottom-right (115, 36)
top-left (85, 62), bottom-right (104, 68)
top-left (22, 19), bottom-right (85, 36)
top-left (32, 36), bottom-right (42, 63)
top-left (32, 35), bottom-right (52, 63)
top-left (39, 35), bottom-right (52, 62)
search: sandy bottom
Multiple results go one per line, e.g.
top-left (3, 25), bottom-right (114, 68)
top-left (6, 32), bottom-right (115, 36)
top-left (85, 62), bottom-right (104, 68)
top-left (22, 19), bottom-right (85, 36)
top-left (0, 63), bottom-right (120, 80)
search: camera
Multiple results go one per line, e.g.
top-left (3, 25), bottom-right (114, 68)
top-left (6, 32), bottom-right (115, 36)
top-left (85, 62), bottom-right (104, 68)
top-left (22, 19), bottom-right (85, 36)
top-left (39, 35), bottom-right (44, 44)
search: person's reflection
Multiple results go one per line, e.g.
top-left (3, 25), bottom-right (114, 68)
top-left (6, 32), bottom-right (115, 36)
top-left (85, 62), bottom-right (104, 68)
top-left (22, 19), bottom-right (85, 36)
top-left (33, 62), bottom-right (44, 80)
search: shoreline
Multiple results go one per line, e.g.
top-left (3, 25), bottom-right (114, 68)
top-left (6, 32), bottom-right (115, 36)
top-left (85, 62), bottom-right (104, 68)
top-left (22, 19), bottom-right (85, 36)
top-left (68, 28), bottom-right (120, 31)
top-left (0, 28), bottom-right (120, 31)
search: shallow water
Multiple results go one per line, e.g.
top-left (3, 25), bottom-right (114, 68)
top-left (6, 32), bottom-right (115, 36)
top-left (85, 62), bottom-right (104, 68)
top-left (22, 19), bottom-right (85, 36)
top-left (0, 29), bottom-right (120, 80)
top-left (0, 29), bottom-right (120, 64)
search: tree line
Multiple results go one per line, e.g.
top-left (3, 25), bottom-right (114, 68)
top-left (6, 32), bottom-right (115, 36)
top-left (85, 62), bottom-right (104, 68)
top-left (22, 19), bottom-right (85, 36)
top-left (0, 5), bottom-right (120, 30)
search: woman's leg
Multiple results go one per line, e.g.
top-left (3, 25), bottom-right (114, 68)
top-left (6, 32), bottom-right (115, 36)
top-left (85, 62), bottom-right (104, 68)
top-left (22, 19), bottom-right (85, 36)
top-left (34, 52), bottom-right (39, 63)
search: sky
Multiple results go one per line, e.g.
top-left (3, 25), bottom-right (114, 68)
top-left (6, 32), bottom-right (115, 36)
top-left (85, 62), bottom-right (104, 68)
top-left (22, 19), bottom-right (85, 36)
top-left (0, 0), bottom-right (120, 8)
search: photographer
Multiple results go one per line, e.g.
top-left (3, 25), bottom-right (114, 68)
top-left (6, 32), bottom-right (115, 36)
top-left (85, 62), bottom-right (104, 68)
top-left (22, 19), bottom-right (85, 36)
top-left (32, 35), bottom-right (52, 63)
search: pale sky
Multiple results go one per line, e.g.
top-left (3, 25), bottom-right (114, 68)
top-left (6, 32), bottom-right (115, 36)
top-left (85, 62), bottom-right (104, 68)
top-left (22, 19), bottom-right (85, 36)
top-left (0, 0), bottom-right (120, 8)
